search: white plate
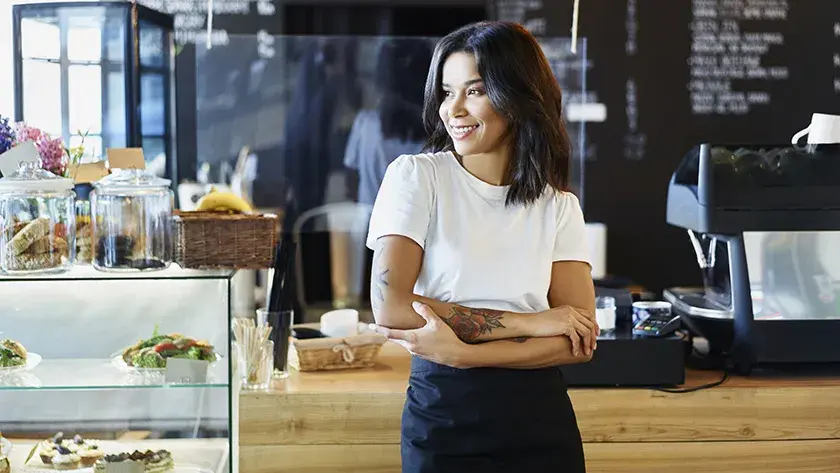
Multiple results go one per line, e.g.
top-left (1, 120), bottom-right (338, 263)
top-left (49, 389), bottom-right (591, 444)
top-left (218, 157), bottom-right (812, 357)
top-left (21, 464), bottom-right (93, 473)
top-left (0, 437), bottom-right (11, 456)
top-left (0, 353), bottom-right (42, 375)
top-left (111, 353), bottom-right (222, 374)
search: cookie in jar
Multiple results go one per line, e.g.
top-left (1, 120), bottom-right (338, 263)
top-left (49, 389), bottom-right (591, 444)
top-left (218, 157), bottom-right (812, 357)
top-left (0, 161), bottom-right (76, 275)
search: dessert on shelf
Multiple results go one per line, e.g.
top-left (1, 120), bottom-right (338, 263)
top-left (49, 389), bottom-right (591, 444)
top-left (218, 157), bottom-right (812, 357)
top-left (35, 432), bottom-right (105, 469)
top-left (93, 450), bottom-right (174, 473)
top-left (0, 429), bottom-right (10, 473)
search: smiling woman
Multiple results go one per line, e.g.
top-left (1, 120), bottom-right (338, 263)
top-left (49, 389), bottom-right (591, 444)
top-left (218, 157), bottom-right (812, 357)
top-left (366, 21), bottom-right (596, 473)
top-left (438, 54), bottom-right (509, 160)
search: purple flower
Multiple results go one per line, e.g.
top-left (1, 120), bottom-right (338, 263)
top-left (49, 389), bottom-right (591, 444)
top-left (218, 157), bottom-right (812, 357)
top-left (11, 122), bottom-right (68, 176)
top-left (0, 115), bottom-right (15, 155)
top-left (36, 136), bottom-right (67, 177)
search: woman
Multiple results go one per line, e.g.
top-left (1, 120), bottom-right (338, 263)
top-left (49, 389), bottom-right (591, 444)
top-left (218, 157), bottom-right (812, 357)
top-left (366, 21), bottom-right (598, 473)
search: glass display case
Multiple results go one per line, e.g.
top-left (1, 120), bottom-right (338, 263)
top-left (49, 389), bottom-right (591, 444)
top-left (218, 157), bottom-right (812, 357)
top-left (0, 266), bottom-right (235, 473)
top-left (12, 1), bottom-right (177, 180)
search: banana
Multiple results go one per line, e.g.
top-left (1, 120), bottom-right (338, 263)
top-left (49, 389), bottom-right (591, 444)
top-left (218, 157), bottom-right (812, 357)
top-left (196, 191), bottom-right (253, 213)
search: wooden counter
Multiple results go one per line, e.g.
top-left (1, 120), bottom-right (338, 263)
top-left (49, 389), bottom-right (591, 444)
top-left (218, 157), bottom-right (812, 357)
top-left (239, 342), bottom-right (840, 473)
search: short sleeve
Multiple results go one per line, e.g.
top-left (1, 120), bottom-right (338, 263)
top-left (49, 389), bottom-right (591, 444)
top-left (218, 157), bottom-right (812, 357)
top-left (552, 192), bottom-right (591, 264)
top-left (366, 155), bottom-right (435, 250)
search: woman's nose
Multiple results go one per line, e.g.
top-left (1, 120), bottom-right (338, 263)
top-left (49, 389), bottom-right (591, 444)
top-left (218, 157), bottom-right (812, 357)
top-left (448, 96), bottom-right (467, 118)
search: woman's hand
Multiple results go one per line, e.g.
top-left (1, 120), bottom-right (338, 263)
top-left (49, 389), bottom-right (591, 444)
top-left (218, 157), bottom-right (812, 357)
top-left (529, 306), bottom-right (599, 357)
top-left (370, 301), bottom-right (468, 368)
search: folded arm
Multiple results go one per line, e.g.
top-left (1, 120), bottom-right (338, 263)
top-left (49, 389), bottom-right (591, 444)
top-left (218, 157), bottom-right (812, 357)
top-left (455, 259), bottom-right (597, 369)
top-left (372, 235), bottom-right (550, 343)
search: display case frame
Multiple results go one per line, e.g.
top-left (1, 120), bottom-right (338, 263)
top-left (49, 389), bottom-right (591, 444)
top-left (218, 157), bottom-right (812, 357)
top-left (0, 266), bottom-right (235, 473)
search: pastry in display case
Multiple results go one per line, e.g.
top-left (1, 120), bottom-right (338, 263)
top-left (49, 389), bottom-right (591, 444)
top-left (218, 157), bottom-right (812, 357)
top-left (94, 449), bottom-right (174, 473)
top-left (0, 430), bottom-right (10, 472)
top-left (0, 267), bottom-right (236, 473)
top-left (34, 432), bottom-right (105, 469)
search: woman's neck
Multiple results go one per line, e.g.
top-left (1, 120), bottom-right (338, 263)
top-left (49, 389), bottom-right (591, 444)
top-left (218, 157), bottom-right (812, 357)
top-left (460, 146), bottom-right (513, 186)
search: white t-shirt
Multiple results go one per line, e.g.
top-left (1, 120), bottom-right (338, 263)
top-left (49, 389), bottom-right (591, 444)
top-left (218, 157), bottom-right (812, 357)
top-left (366, 152), bottom-right (590, 314)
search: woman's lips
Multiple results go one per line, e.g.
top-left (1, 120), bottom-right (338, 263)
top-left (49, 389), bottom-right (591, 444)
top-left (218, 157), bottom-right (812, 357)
top-left (450, 125), bottom-right (478, 141)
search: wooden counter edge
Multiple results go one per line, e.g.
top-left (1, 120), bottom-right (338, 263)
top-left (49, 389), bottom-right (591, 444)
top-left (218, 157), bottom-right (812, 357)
top-left (240, 439), bottom-right (840, 473)
top-left (240, 342), bottom-right (840, 445)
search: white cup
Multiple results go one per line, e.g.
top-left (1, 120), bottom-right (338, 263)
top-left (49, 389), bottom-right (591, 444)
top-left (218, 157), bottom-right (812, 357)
top-left (791, 113), bottom-right (840, 146)
top-left (320, 308), bottom-right (360, 338)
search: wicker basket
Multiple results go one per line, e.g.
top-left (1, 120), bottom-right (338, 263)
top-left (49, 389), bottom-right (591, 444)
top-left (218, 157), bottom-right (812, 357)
top-left (288, 323), bottom-right (388, 372)
top-left (174, 211), bottom-right (280, 269)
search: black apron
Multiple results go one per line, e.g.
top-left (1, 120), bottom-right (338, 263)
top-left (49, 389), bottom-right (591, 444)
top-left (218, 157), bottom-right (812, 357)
top-left (401, 356), bottom-right (586, 473)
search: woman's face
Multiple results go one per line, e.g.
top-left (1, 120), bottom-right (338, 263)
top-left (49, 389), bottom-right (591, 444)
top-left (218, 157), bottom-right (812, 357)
top-left (438, 52), bottom-right (509, 157)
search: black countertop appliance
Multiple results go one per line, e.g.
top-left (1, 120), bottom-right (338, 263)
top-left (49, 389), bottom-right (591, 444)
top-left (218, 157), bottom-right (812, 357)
top-left (664, 143), bottom-right (840, 375)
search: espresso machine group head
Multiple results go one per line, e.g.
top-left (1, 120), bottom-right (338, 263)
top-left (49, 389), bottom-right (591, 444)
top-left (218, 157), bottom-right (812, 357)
top-left (665, 143), bottom-right (840, 374)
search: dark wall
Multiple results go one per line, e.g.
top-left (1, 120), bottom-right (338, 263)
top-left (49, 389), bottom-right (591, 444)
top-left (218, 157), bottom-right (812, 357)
top-left (165, 0), bottom-right (840, 296)
top-left (493, 0), bottom-right (840, 293)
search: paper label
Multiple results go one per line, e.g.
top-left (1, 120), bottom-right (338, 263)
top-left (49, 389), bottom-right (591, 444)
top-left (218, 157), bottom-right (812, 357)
top-left (104, 460), bottom-right (144, 473)
top-left (165, 358), bottom-right (209, 384)
top-left (106, 148), bottom-right (146, 170)
top-left (0, 142), bottom-right (40, 177)
top-left (69, 161), bottom-right (109, 184)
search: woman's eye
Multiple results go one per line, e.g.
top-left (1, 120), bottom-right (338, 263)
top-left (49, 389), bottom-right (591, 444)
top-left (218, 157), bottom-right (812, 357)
top-left (443, 90), bottom-right (453, 97)
top-left (468, 89), bottom-right (484, 96)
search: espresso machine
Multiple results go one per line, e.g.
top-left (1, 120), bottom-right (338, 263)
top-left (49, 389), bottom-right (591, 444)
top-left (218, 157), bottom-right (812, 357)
top-left (664, 143), bottom-right (840, 375)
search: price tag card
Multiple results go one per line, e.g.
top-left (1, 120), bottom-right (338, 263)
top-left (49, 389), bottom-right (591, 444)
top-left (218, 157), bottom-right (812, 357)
top-left (104, 461), bottom-right (144, 473)
top-left (165, 358), bottom-right (209, 384)
top-left (106, 148), bottom-right (146, 170)
top-left (0, 142), bottom-right (40, 177)
top-left (69, 161), bottom-right (109, 184)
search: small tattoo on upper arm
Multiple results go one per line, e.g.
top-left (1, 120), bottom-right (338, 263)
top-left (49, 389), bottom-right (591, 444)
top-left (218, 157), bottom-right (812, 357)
top-left (371, 251), bottom-right (389, 311)
top-left (442, 307), bottom-right (506, 343)
top-left (375, 268), bottom-right (389, 300)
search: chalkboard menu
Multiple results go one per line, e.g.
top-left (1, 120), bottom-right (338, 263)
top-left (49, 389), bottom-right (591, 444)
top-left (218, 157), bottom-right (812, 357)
top-left (493, 0), bottom-right (840, 292)
top-left (137, 0), bottom-right (281, 52)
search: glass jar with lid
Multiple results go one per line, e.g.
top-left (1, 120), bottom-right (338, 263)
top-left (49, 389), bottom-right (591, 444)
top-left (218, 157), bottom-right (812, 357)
top-left (90, 168), bottom-right (173, 272)
top-left (0, 161), bottom-right (76, 275)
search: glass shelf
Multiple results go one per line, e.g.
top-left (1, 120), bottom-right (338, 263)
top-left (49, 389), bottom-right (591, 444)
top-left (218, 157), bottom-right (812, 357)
top-left (0, 264), bottom-right (235, 282)
top-left (0, 358), bottom-right (230, 390)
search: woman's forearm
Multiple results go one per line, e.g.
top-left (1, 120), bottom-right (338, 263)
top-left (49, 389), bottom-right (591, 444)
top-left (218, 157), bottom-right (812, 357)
top-left (454, 335), bottom-right (592, 369)
top-left (374, 290), bottom-right (539, 344)
top-left (370, 235), bottom-right (549, 344)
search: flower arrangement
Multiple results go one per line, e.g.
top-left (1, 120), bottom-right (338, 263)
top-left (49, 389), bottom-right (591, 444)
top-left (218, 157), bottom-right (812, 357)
top-left (0, 114), bottom-right (88, 178)
top-left (0, 116), bottom-right (14, 155)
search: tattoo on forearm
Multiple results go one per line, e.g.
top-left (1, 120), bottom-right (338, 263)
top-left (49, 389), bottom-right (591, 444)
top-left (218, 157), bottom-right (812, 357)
top-left (442, 307), bottom-right (506, 343)
top-left (371, 252), bottom-right (389, 311)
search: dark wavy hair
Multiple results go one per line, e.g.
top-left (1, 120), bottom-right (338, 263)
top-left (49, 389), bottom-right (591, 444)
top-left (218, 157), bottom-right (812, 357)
top-left (422, 21), bottom-right (571, 206)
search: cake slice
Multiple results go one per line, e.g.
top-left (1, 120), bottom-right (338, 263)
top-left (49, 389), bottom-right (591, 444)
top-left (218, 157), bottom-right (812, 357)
top-left (94, 450), bottom-right (174, 473)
